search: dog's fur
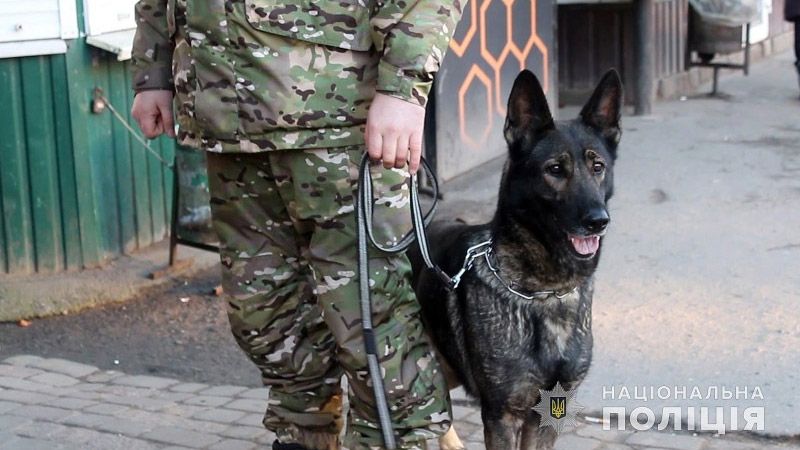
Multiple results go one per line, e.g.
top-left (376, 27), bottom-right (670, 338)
top-left (410, 69), bottom-right (623, 450)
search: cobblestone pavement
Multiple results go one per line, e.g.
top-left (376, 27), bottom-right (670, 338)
top-left (1, 356), bottom-right (798, 450)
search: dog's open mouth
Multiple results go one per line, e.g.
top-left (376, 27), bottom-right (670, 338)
top-left (569, 235), bottom-right (600, 257)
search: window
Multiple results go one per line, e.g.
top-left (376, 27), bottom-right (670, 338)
top-left (84, 0), bottom-right (139, 61)
top-left (0, 0), bottom-right (78, 58)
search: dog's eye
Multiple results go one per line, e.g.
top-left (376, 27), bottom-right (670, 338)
top-left (546, 164), bottom-right (564, 176)
top-left (592, 161), bottom-right (605, 174)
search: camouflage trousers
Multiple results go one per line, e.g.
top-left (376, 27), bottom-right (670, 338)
top-left (205, 145), bottom-right (452, 449)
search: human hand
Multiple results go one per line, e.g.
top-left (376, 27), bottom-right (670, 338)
top-left (365, 93), bottom-right (426, 174)
top-left (131, 90), bottom-right (175, 139)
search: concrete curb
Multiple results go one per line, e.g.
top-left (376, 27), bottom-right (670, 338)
top-left (0, 242), bottom-right (219, 322)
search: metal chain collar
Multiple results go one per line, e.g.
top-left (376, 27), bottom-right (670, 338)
top-left (449, 239), bottom-right (578, 301)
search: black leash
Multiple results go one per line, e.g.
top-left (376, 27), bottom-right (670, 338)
top-left (355, 154), bottom-right (453, 449)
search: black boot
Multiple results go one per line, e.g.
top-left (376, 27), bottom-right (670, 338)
top-left (272, 440), bottom-right (309, 450)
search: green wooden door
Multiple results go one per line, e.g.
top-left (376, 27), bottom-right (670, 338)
top-left (0, 41), bottom-right (179, 274)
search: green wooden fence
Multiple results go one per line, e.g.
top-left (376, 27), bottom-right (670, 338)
top-left (0, 40), bottom-right (177, 274)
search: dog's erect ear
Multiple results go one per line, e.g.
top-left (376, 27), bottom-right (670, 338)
top-left (580, 69), bottom-right (623, 149)
top-left (504, 70), bottom-right (554, 145)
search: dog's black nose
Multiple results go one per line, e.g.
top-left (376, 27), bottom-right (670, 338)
top-left (582, 209), bottom-right (609, 233)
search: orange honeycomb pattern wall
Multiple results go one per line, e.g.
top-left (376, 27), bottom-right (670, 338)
top-left (448, 0), bottom-right (549, 148)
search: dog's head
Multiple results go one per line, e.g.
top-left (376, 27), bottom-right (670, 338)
top-left (501, 69), bottom-right (622, 261)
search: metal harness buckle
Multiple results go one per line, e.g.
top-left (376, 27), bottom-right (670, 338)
top-left (449, 239), bottom-right (493, 290)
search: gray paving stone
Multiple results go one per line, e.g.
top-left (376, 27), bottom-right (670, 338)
top-left (576, 423), bottom-right (634, 443)
top-left (758, 443), bottom-right (800, 450)
top-left (36, 386), bottom-right (74, 398)
top-left (220, 425), bottom-right (269, 440)
top-left (192, 408), bottom-right (248, 424)
top-left (63, 431), bottom-right (154, 450)
top-left (9, 356), bottom-right (739, 450)
top-left (598, 444), bottom-right (634, 450)
top-left (103, 394), bottom-right (174, 411)
top-left (160, 403), bottom-right (210, 418)
top-left (96, 384), bottom-right (154, 397)
top-left (72, 382), bottom-right (106, 392)
top-left (48, 396), bottom-right (98, 410)
top-left (184, 395), bottom-right (232, 407)
top-left (625, 431), bottom-right (706, 450)
top-left (150, 391), bottom-right (194, 403)
top-left (9, 404), bottom-right (73, 421)
top-left (0, 365), bottom-right (44, 379)
top-left (170, 383), bottom-right (209, 393)
top-left (554, 434), bottom-right (604, 450)
top-left (450, 387), bottom-right (470, 402)
top-left (0, 376), bottom-right (49, 392)
top-left (0, 430), bottom-right (16, 442)
top-left (237, 388), bottom-right (268, 401)
top-left (209, 439), bottom-right (258, 450)
top-left (65, 390), bottom-right (104, 400)
top-left (47, 425), bottom-right (104, 445)
top-left (0, 414), bottom-right (33, 431)
top-left (0, 389), bottom-right (52, 404)
top-left (83, 402), bottom-right (131, 415)
top-left (27, 372), bottom-right (80, 388)
top-left (142, 426), bottom-right (223, 448)
top-left (452, 404), bottom-right (478, 422)
top-left (200, 385), bottom-right (248, 397)
top-left (463, 424), bottom-right (486, 442)
top-left (28, 358), bottom-right (98, 378)
top-left (0, 432), bottom-right (17, 442)
top-left (239, 413), bottom-right (265, 427)
top-left (2, 355), bottom-right (44, 367)
top-left (0, 400), bottom-right (21, 414)
top-left (112, 375), bottom-right (179, 389)
top-left (83, 371), bottom-right (124, 383)
top-left (0, 436), bottom-right (64, 450)
top-left (224, 398), bottom-right (265, 413)
top-left (125, 409), bottom-right (230, 434)
top-left (61, 411), bottom-right (106, 427)
top-left (452, 422), bottom-right (479, 438)
top-left (62, 415), bottom-right (146, 441)
top-left (92, 414), bottom-right (154, 437)
top-left (11, 421), bottom-right (72, 439)
top-left (704, 437), bottom-right (762, 450)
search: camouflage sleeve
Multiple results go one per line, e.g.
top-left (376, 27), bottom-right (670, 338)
top-left (370, 0), bottom-right (465, 107)
top-left (131, 0), bottom-right (175, 92)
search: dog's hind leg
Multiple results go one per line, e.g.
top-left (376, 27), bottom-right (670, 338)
top-left (519, 415), bottom-right (557, 450)
top-left (438, 425), bottom-right (465, 450)
top-left (482, 409), bottom-right (519, 450)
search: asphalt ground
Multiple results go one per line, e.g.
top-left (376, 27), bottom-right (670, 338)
top-left (0, 266), bottom-right (259, 387)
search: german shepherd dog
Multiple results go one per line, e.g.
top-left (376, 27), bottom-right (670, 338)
top-left (410, 69), bottom-right (622, 450)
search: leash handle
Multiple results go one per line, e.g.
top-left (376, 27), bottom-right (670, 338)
top-left (357, 155), bottom-right (438, 253)
top-left (357, 155), bottom-right (455, 289)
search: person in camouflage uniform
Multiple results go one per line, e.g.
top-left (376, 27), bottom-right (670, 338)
top-left (130, 1), bottom-right (464, 449)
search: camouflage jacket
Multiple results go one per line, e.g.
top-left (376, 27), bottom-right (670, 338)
top-left (131, 0), bottom-right (464, 152)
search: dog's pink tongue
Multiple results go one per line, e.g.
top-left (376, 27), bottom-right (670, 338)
top-left (571, 236), bottom-right (600, 255)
